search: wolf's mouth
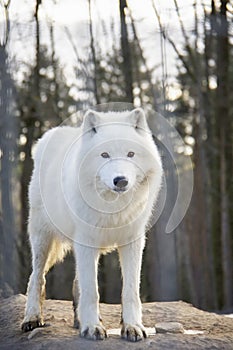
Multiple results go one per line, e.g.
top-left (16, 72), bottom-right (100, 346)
top-left (113, 187), bottom-right (128, 193)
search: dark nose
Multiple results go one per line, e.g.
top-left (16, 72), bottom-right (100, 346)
top-left (113, 176), bottom-right (128, 189)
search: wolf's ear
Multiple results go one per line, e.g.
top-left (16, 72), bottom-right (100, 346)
top-left (83, 109), bottom-right (100, 134)
top-left (129, 108), bottom-right (148, 132)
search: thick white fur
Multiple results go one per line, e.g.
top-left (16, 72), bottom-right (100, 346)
top-left (22, 108), bottom-right (163, 341)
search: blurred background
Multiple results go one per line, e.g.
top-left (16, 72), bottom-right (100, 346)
top-left (0, 0), bottom-right (232, 313)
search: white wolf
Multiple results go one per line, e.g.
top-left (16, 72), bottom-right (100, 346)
top-left (21, 108), bottom-right (163, 342)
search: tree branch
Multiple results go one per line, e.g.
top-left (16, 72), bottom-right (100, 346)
top-left (173, 0), bottom-right (197, 70)
top-left (151, 0), bottom-right (196, 83)
top-left (127, 5), bottom-right (159, 107)
top-left (0, 0), bottom-right (11, 46)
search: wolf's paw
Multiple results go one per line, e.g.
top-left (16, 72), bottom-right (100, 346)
top-left (121, 323), bottom-right (147, 342)
top-left (21, 317), bottom-right (44, 332)
top-left (81, 324), bottom-right (107, 340)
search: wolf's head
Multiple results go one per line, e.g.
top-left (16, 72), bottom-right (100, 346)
top-left (79, 108), bottom-right (162, 199)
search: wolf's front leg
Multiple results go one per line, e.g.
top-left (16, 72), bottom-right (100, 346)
top-left (118, 236), bottom-right (147, 342)
top-left (73, 243), bottom-right (107, 340)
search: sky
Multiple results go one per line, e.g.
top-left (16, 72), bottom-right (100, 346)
top-left (5, 0), bottom-right (207, 99)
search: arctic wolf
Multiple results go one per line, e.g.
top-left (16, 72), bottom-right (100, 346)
top-left (21, 108), bottom-right (163, 342)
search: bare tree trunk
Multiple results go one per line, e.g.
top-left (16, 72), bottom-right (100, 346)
top-left (98, 252), bottom-right (121, 303)
top-left (215, 0), bottom-right (232, 309)
top-left (119, 0), bottom-right (133, 103)
top-left (19, 123), bottom-right (34, 291)
top-left (88, 0), bottom-right (100, 104)
top-left (49, 23), bottom-right (59, 116)
top-left (19, 0), bottom-right (42, 292)
top-left (0, 0), bottom-right (18, 295)
top-left (192, 2), bottom-right (218, 310)
top-left (143, 131), bottom-right (178, 302)
top-left (35, 0), bottom-right (41, 94)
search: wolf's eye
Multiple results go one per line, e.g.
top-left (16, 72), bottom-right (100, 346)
top-left (101, 152), bottom-right (110, 158)
top-left (127, 151), bottom-right (135, 158)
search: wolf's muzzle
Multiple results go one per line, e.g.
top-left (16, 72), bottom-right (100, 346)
top-left (113, 176), bottom-right (128, 191)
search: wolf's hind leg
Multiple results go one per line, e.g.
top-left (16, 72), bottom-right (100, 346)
top-left (21, 233), bottom-right (52, 331)
top-left (72, 277), bottom-right (79, 328)
top-left (22, 226), bottom-right (70, 333)
top-left (21, 226), bottom-right (56, 332)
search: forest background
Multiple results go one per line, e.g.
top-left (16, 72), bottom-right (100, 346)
top-left (0, 0), bottom-right (233, 312)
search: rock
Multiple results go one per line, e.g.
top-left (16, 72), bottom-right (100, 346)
top-left (155, 322), bottom-right (184, 334)
top-left (28, 328), bottom-right (44, 340)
